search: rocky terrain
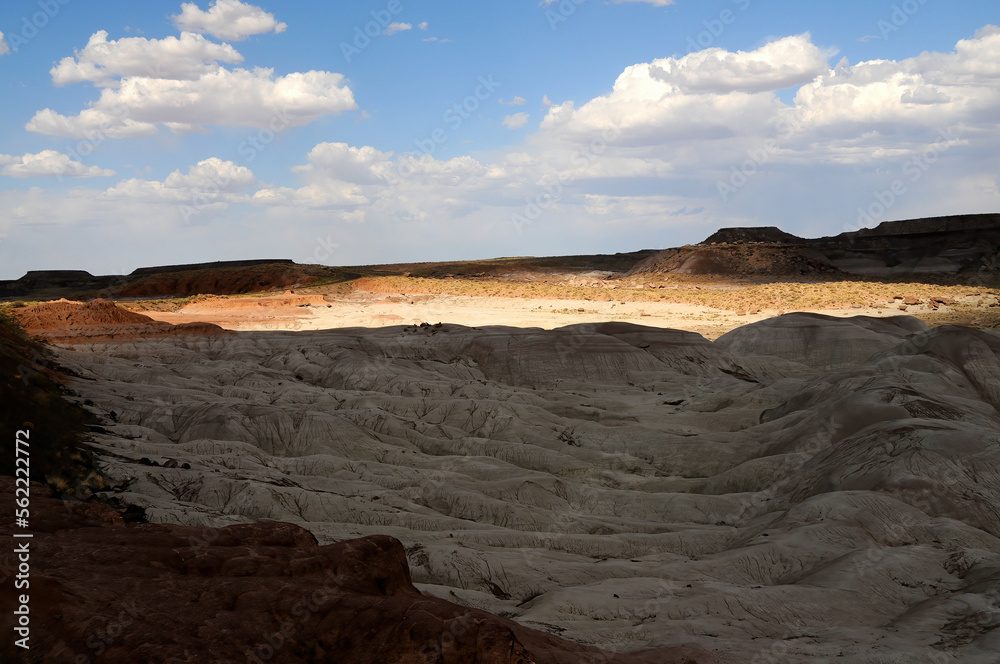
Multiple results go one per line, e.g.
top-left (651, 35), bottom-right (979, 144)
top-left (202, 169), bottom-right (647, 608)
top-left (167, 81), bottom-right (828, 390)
top-left (12, 312), bottom-right (995, 663)
top-left (4, 215), bottom-right (999, 305)
top-left (0, 478), bottom-right (717, 664)
top-left (632, 213), bottom-right (1000, 279)
top-left (0, 260), bottom-right (338, 301)
top-left (3, 213), bottom-right (1000, 662)
top-left (13, 298), bottom-right (227, 344)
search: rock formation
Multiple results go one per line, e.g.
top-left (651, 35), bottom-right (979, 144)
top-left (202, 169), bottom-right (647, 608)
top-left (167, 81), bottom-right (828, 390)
top-left (32, 313), bottom-right (1000, 662)
top-left (13, 298), bottom-right (227, 343)
top-left (0, 477), bottom-right (718, 664)
top-left (630, 213), bottom-right (1000, 278)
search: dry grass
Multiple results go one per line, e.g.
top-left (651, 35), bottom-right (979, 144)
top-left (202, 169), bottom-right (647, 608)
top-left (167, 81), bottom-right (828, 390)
top-left (347, 275), bottom-right (996, 312)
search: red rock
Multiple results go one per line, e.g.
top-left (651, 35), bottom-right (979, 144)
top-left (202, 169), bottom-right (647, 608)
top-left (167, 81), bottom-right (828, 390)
top-left (12, 299), bottom-right (227, 344)
top-left (0, 479), bottom-right (723, 664)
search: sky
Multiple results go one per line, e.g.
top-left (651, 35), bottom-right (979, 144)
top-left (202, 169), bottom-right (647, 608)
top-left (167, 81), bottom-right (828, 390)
top-left (0, 0), bottom-right (998, 279)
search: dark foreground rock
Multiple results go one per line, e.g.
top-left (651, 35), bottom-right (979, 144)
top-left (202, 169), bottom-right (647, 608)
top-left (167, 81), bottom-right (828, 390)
top-left (0, 477), bottom-right (722, 664)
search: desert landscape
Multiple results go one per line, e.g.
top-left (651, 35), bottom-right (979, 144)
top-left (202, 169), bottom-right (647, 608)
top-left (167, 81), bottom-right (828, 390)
top-left (2, 215), bottom-right (1000, 663)
top-left (4, 3), bottom-right (1000, 661)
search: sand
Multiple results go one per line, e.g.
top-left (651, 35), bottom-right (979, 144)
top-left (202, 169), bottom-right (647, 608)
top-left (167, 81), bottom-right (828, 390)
top-left (135, 289), bottom-right (936, 341)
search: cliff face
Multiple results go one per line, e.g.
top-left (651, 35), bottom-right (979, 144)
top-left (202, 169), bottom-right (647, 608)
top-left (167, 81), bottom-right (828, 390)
top-left (630, 213), bottom-right (1000, 278)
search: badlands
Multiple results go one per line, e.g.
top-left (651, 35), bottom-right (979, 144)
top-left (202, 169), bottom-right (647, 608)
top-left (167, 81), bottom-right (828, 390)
top-left (2, 215), bottom-right (1000, 663)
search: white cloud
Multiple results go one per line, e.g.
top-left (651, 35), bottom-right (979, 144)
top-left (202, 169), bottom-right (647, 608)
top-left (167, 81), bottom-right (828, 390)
top-left (28, 67), bottom-right (356, 138)
top-left (533, 34), bottom-right (833, 150)
top-left (500, 96), bottom-right (527, 106)
top-left (649, 34), bottom-right (830, 93)
top-left (5, 29), bottom-right (1000, 276)
top-left (51, 30), bottom-right (243, 87)
top-left (384, 22), bottom-right (412, 36)
top-left (503, 113), bottom-right (530, 129)
top-left (252, 140), bottom-right (493, 216)
top-left (106, 158), bottom-right (256, 205)
top-left (172, 0), bottom-right (287, 41)
top-left (423, 36), bottom-right (451, 43)
top-left (25, 108), bottom-right (157, 139)
top-left (0, 151), bottom-right (116, 178)
top-left (292, 142), bottom-right (393, 185)
top-left (0, 31), bottom-right (9, 56)
top-left (418, 22), bottom-right (428, 30)
top-left (793, 25), bottom-right (1000, 139)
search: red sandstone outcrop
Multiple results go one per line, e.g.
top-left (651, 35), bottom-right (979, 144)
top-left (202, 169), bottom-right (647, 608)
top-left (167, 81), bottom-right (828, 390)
top-left (12, 298), bottom-right (226, 343)
top-left (0, 478), bottom-right (721, 664)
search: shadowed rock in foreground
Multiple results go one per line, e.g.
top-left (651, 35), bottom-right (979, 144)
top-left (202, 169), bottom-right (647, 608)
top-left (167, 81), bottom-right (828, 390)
top-left (49, 314), bottom-right (1000, 662)
top-left (0, 478), bottom-right (719, 664)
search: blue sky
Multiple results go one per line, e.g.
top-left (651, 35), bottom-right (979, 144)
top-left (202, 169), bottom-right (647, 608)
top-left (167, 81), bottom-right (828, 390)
top-left (0, 0), bottom-right (997, 278)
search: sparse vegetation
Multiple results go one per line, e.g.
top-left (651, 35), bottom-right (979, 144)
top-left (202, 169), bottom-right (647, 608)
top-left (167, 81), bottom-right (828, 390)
top-left (346, 274), bottom-right (995, 313)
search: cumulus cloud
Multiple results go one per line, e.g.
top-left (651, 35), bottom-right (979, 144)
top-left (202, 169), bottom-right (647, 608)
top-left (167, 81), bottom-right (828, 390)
top-left (252, 140), bottom-right (492, 214)
top-left (650, 34), bottom-right (830, 93)
top-left (794, 25), bottom-right (1000, 138)
top-left (503, 113), bottom-right (530, 129)
top-left (106, 158), bottom-right (256, 206)
top-left (172, 0), bottom-right (287, 41)
top-left (383, 22), bottom-right (412, 36)
top-left (29, 17), bottom-right (356, 139)
top-left (536, 34), bottom-right (830, 148)
top-left (252, 143), bottom-right (379, 209)
top-left (28, 67), bottom-right (356, 138)
top-left (51, 30), bottom-right (243, 87)
top-left (5, 29), bottom-right (1000, 274)
top-left (290, 142), bottom-right (395, 186)
top-left (0, 151), bottom-right (115, 178)
top-left (0, 31), bottom-right (9, 56)
top-left (500, 96), bottom-right (527, 106)
top-left (25, 108), bottom-right (157, 139)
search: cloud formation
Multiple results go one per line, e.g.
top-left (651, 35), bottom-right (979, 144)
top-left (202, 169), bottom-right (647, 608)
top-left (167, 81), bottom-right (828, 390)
top-left (650, 34), bottom-right (829, 93)
top-left (0, 151), bottom-right (116, 178)
top-left (172, 0), bottom-right (287, 41)
top-left (0, 31), bottom-right (9, 56)
top-left (51, 30), bottom-right (243, 87)
top-left (4, 28), bottom-right (998, 275)
top-left (503, 113), bottom-right (530, 129)
top-left (106, 158), bottom-right (256, 206)
top-left (28, 65), bottom-right (356, 138)
top-left (383, 22), bottom-right (412, 36)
